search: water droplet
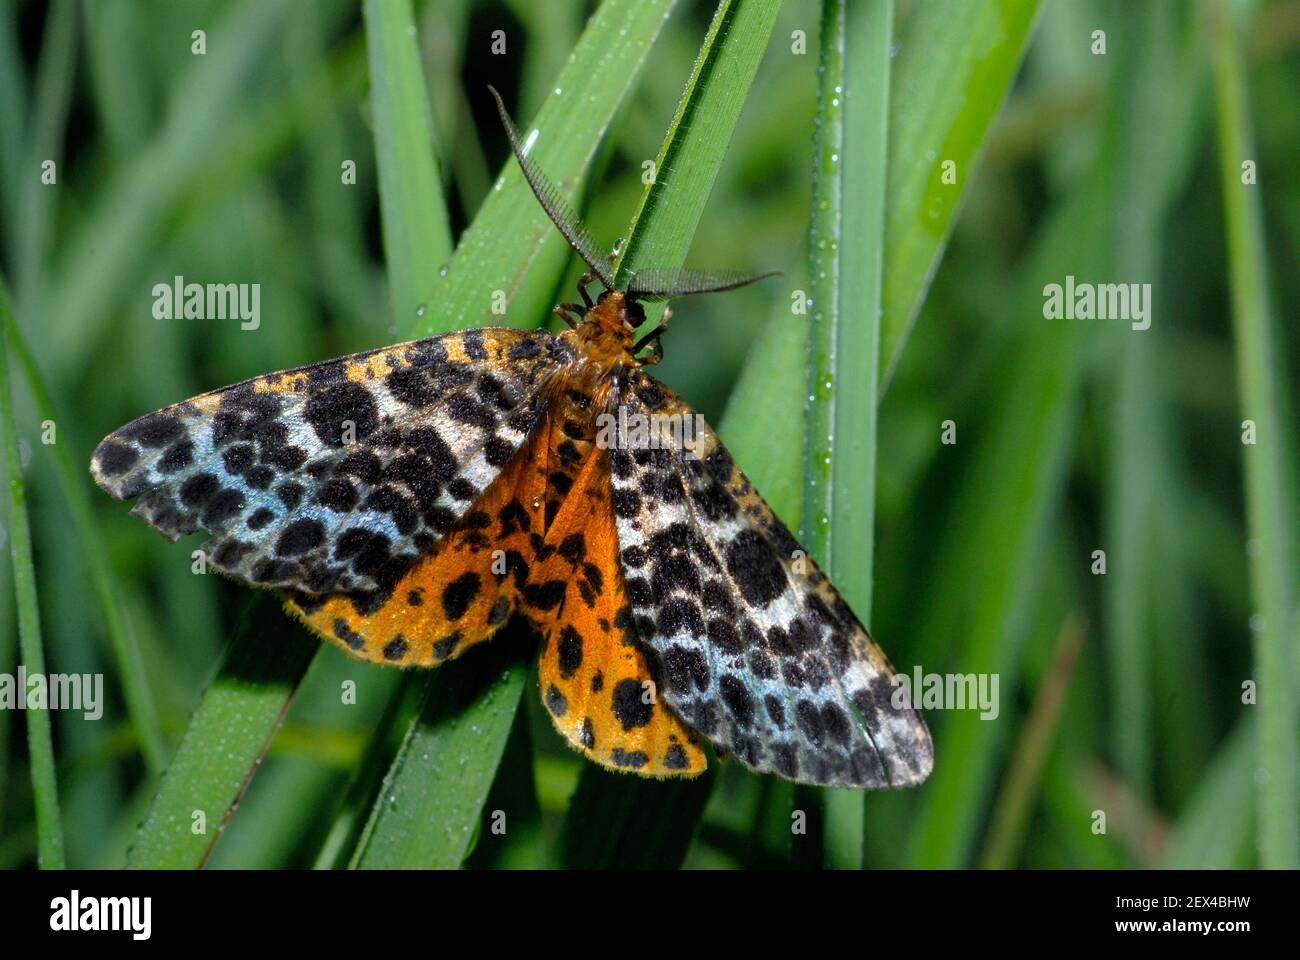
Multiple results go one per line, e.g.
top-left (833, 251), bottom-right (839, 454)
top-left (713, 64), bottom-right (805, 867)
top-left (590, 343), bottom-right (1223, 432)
top-left (415, 303), bottom-right (427, 317)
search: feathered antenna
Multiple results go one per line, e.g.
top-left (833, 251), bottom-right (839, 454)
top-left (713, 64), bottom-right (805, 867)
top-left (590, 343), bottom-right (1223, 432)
top-left (488, 85), bottom-right (614, 289)
top-left (626, 267), bottom-right (782, 301)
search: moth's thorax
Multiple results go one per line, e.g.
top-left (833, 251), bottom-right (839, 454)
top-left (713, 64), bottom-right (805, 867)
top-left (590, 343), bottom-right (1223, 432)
top-left (568, 289), bottom-right (638, 372)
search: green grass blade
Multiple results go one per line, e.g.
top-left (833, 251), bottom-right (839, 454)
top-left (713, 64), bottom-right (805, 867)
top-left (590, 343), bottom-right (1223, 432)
top-left (612, 0), bottom-right (784, 287)
top-left (1159, 718), bottom-right (1255, 869)
top-left (348, 638), bottom-right (529, 868)
top-left (878, 0), bottom-right (1040, 395)
top-left (364, 0), bottom-right (452, 327)
top-left (1, 315), bottom-right (166, 775)
top-left (1208, 0), bottom-right (1299, 869)
top-left (979, 615), bottom-right (1083, 869)
top-left (725, 0), bottom-right (1040, 473)
top-left (557, 0), bottom-right (783, 870)
top-left (311, 675), bottom-right (422, 869)
top-left (1101, 0), bottom-right (1205, 807)
top-left (0, 0), bottom-right (29, 255)
top-left (0, 275), bottom-right (64, 868)
top-left (126, 599), bottom-right (317, 868)
top-left (800, 0), bottom-right (893, 870)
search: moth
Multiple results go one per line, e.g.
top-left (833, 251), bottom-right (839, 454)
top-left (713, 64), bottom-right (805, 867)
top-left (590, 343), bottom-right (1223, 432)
top-left (90, 88), bottom-right (933, 789)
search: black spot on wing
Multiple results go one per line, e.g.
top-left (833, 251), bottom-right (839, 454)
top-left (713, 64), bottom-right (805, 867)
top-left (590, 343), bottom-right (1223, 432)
top-left (305, 381), bottom-right (379, 447)
top-left (441, 572), bottom-right (481, 621)
top-left (724, 529), bottom-right (786, 607)
top-left (611, 678), bottom-right (653, 729)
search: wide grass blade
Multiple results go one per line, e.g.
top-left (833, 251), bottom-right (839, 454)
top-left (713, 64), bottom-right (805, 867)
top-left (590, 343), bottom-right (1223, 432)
top-left (1159, 719), bottom-right (1255, 868)
top-left (611, 0), bottom-right (784, 287)
top-left (0, 275), bottom-right (64, 868)
top-left (878, 0), bottom-right (1040, 395)
top-left (1101, 0), bottom-right (1205, 808)
top-left (364, 0), bottom-right (452, 326)
top-left (799, 0), bottom-right (893, 870)
top-left (1207, 0), bottom-right (1299, 869)
top-left (349, 637), bottom-right (529, 868)
top-left (557, 0), bottom-right (784, 870)
top-left (126, 599), bottom-right (317, 868)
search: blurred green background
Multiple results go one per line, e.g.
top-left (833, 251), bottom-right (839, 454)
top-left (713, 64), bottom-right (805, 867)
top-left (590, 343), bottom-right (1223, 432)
top-left (0, 0), bottom-right (1296, 869)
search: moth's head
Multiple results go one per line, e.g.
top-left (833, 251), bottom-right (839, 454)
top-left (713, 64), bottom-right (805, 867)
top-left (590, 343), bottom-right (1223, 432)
top-left (487, 84), bottom-right (777, 350)
top-left (585, 289), bottom-right (641, 344)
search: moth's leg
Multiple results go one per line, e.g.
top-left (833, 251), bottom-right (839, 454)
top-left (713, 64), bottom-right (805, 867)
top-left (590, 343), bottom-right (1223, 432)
top-left (632, 306), bottom-right (672, 366)
top-left (552, 303), bottom-right (583, 329)
top-left (576, 272), bottom-right (597, 308)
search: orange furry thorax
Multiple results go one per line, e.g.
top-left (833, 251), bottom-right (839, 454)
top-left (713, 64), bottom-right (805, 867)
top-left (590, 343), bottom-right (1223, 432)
top-left (565, 290), bottom-right (638, 378)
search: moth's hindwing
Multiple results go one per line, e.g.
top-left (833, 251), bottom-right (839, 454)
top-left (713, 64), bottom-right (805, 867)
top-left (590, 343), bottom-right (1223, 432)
top-left (90, 328), bottom-right (571, 603)
top-left (524, 407), bottom-right (707, 777)
top-left (283, 426), bottom-right (548, 666)
top-left (607, 372), bottom-right (934, 789)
